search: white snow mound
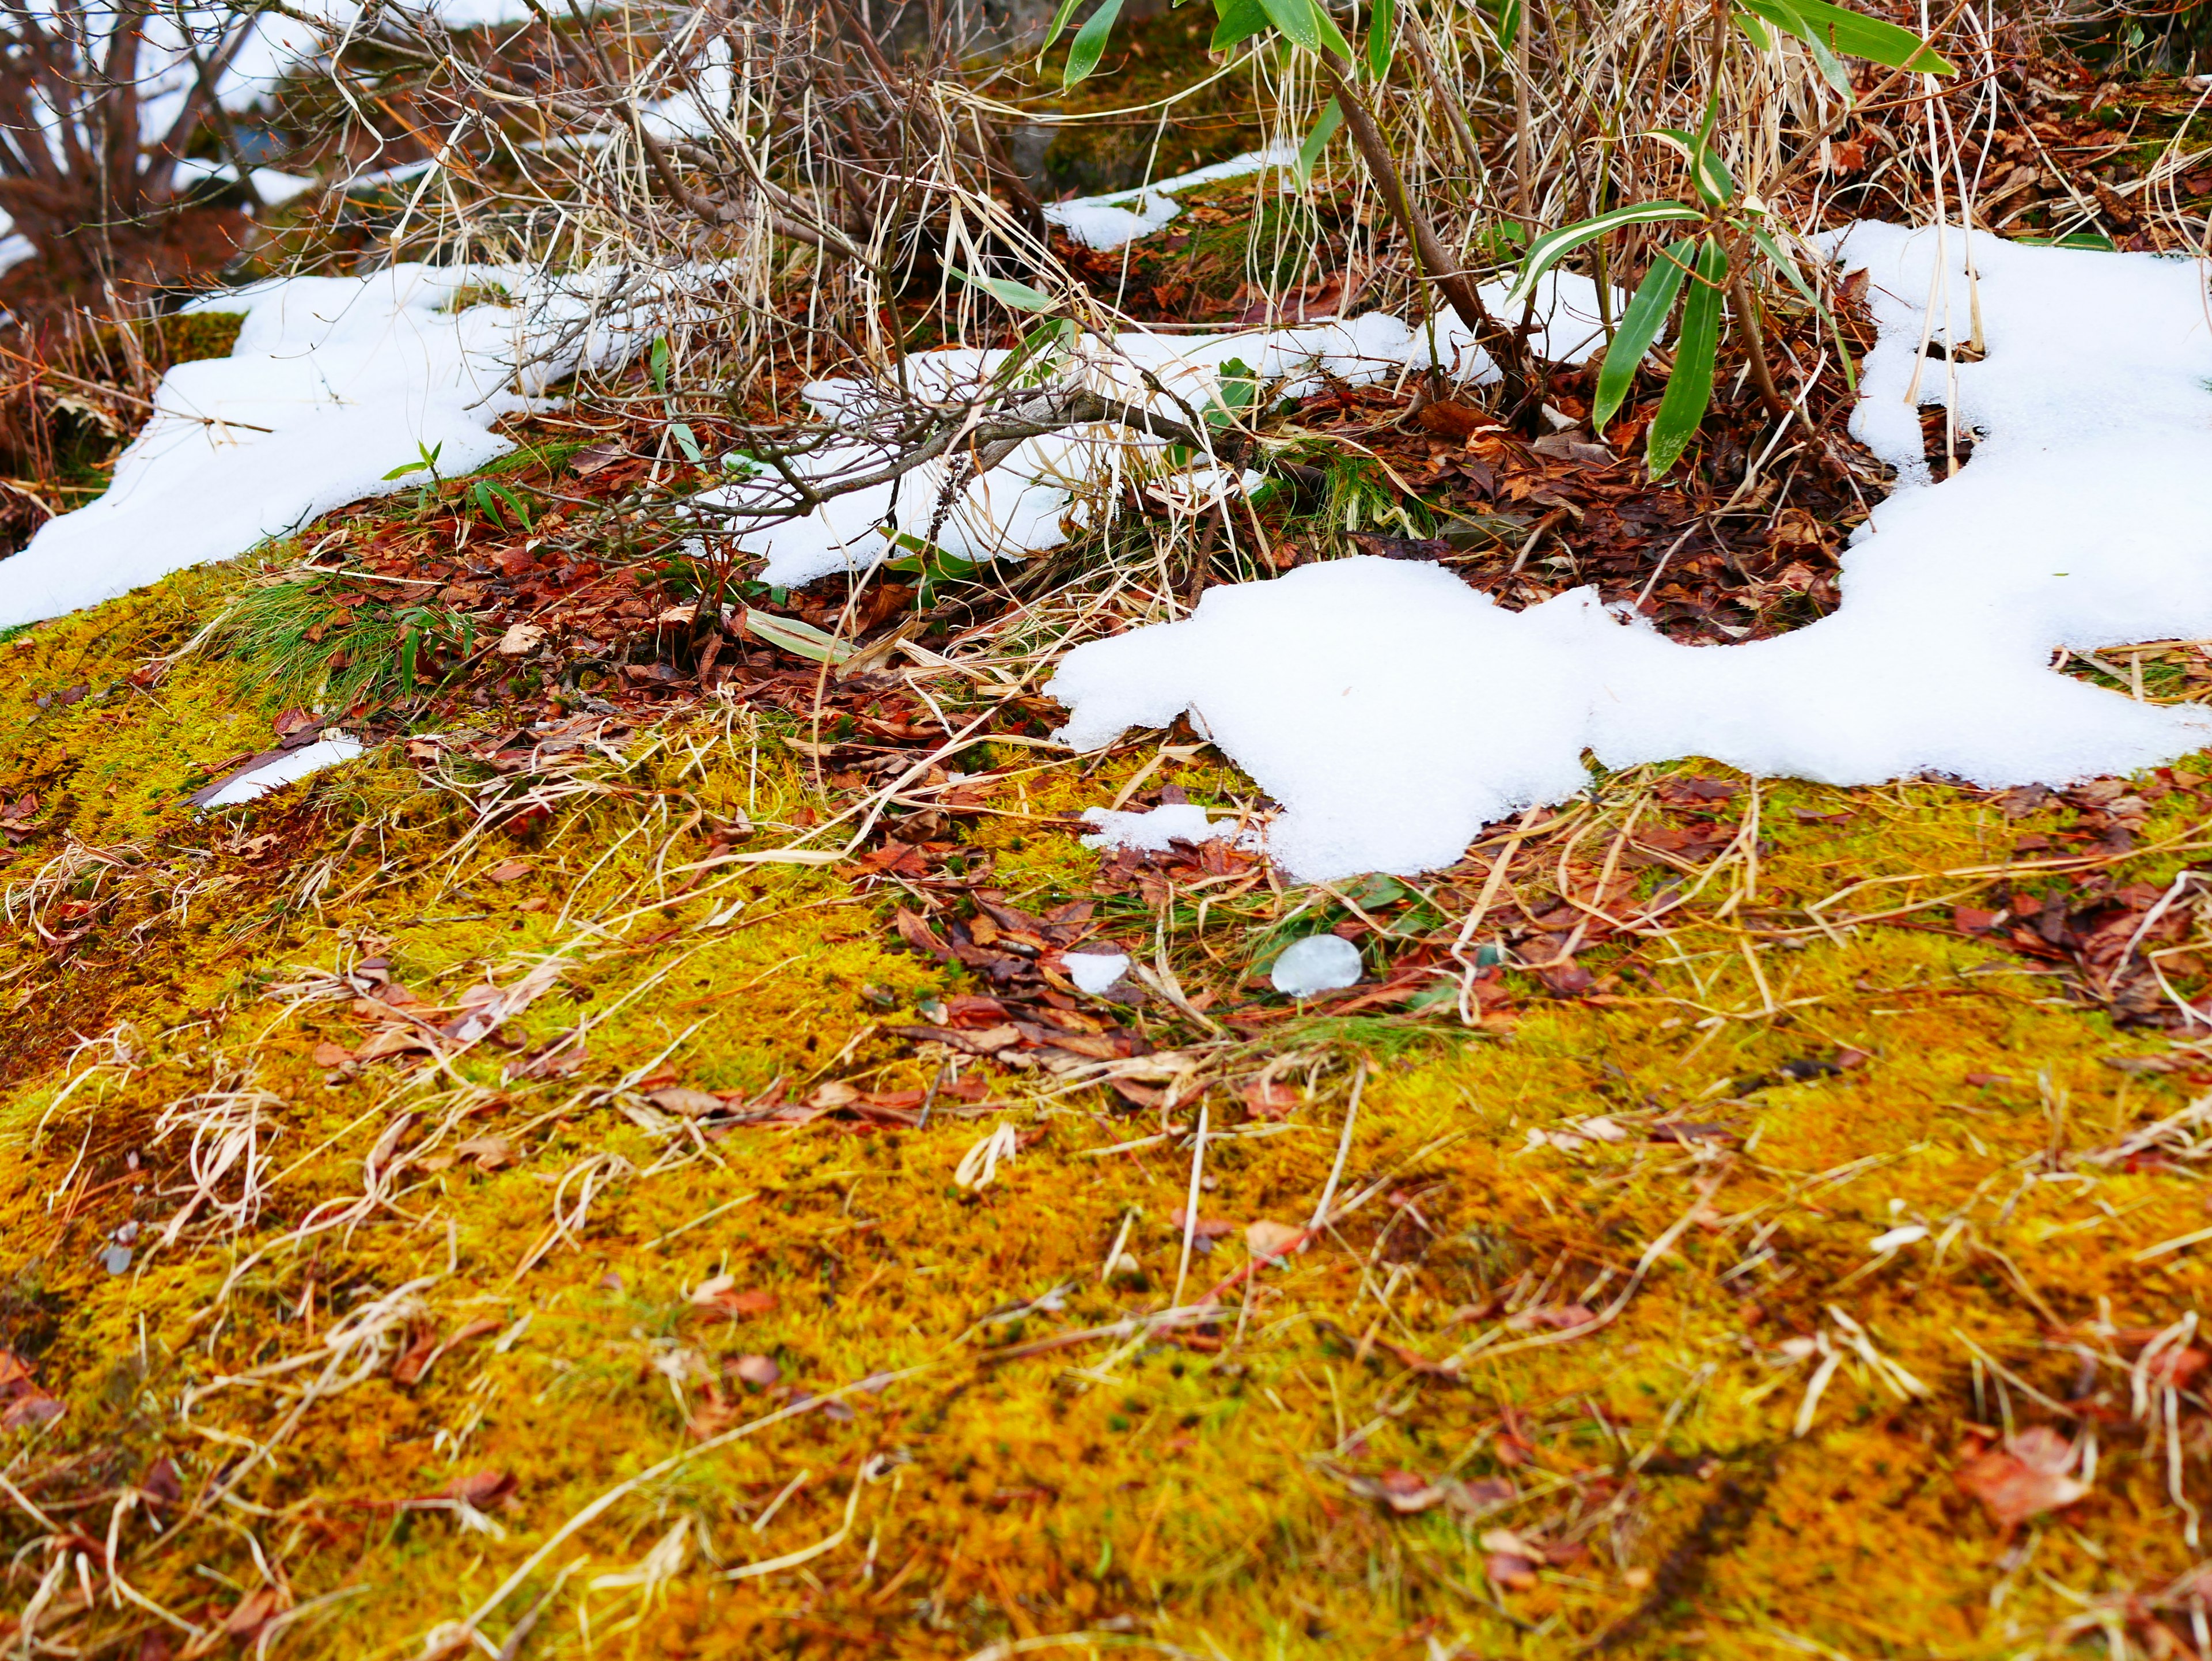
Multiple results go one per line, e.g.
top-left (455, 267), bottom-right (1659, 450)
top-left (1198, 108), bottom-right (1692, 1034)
top-left (1048, 223), bottom-right (2212, 881)
top-left (0, 266), bottom-right (660, 629)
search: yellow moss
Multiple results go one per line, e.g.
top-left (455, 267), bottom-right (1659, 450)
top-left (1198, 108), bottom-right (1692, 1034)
top-left (4, 558), bottom-right (2211, 1660)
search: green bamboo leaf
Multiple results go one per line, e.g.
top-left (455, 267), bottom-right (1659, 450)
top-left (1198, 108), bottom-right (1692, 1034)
top-left (1295, 96), bottom-right (1343, 186)
top-left (950, 267), bottom-right (1058, 313)
top-left (1643, 126), bottom-right (1734, 206)
top-left (1502, 200), bottom-right (1703, 309)
top-left (1210, 0), bottom-right (1270, 50)
top-left (1646, 239), bottom-right (1727, 478)
top-left (745, 609), bottom-right (853, 665)
top-left (1592, 237), bottom-right (1693, 433)
top-left (1756, 0), bottom-right (1854, 92)
top-left (1037, 0), bottom-right (1085, 59)
top-left (1064, 0), bottom-right (1125, 87)
top-left (1489, 0), bottom-right (1518, 50)
top-left (1731, 7), bottom-right (1772, 47)
top-left (1738, 0), bottom-right (1952, 73)
top-left (1257, 0), bottom-right (1351, 60)
top-left (1365, 0), bottom-right (1393, 78)
top-left (1748, 226), bottom-right (1816, 301)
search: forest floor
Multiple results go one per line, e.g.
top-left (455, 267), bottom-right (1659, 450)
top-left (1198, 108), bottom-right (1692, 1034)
top-left (5, 29), bottom-right (2212, 1661)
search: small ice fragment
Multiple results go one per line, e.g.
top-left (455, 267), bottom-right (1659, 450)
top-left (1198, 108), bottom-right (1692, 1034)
top-left (1869, 1224), bottom-right (1929, 1254)
top-left (1063, 951), bottom-right (1131, 995)
top-left (1270, 934), bottom-right (1362, 997)
top-left (200, 737), bottom-right (365, 807)
top-left (101, 1244), bottom-right (132, 1274)
top-left (1079, 803), bottom-right (1229, 853)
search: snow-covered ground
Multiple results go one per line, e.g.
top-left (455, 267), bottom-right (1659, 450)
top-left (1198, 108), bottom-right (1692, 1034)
top-left (1051, 225), bottom-right (2212, 880)
top-left (703, 270), bottom-right (1622, 589)
top-left (0, 266), bottom-right (656, 628)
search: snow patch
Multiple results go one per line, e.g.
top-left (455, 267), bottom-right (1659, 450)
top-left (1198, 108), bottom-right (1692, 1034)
top-left (1042, 147), bottom-right (1296, 251)
top-left (0, 266), bottom-right (666, 629)
top-left (1270, 935), bottom-right (1362, 996)
top-left (1078, 803), bottom-right (1240, 853)
top-left (1048, 224), bottom-right (2212, 881)
top-left (701, 276), bottom-right (1617, 590)
top-left (199, 737), bottom-right (365, 807)
top-left (1062, 951), bottom-right (1131, 995)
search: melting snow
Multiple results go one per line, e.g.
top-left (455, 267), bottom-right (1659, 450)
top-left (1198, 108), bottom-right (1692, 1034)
top-left (1041, 147), bottom-right (1296, 251)
top-left (1051, 223), bottom-right (2212, 881)
top-left (199, 737), bottom-right (365, 807)
top-left (1270, 934), bottom-right (1363, 996)
top-left (1062, 951), bottom-right (1131, 995)
top-left (1078, 803), bottom-right (1240, 852)
top-left (704, 273), bottom-right (1620, 591)
top-left (0, 267), bottom-right (658, 629)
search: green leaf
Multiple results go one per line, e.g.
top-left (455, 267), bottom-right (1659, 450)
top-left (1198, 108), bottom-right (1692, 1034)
top-left (1592, 237), bottom-right (1693, 433)
top-left (1210, 0), bottom-right (1270, 50)
top-left (1256, 0), bottom-right (1351, 59)
top-left (950, 266), bottom-right (1058, 313)
top-left (1502, 200), bottom-right (1703, 309)
top-left (1754, 0), bottom-right (1854, 93)
top-left (1036, 0), bottom-right (1085, 59)
top-left (669, 421), bottom-right (704, 466)
top-left (382, 458), bottom-right (433, 480)
top-left (1748, 226), bottom-right (1816, 301)
top-left (1731, 8), bottom-right (1772, 48)
top-left (1488, 0), bottom-right (1518, 50)
top-left (1643, 126), bottom-right (1734, 206)
top-left (490, 480), bottom-right (534, 530)
top-left (649, 335), bottom-right (670, 395)
top-left (744, 609), bottom-right (853, 666)
top-left (1646, 238), bottom-right (1726, 478)
top-left (1737, 0), bottom-right (1953, 73)
top-left (1365, 0), bottom-right (1393, 78)
top-left (1295, 96), bottom-right (1343, 186)
top-left (1064, 0), bottom-right (1125, 86)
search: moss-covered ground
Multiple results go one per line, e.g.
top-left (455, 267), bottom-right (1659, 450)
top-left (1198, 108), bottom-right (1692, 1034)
top-left (3, 540), bottom-right (2211, 1660)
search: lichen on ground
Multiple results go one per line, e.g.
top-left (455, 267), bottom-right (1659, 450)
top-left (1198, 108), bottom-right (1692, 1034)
top-left (3, 543), bottom-right (2211, 1661)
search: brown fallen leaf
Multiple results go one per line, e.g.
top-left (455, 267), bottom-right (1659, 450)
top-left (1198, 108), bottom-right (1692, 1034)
top-left (435, 1470), bottom-right (518, 1509)
top-left (221, 1586), bottom-right (290, 1639)
top-left (1956, 1427), bottom-right (2090, 1528)
top-left (646, 1087), bottom-right (725, 1119)
top-left (1482, 1524), bottom-right (1543, 1589)
top-left (392, 1327), bottom-right (441, 1386)
top-left (355, 1027), bottom-right (433, 1062)
top-left (688, 1277), bottom-right (778, 1316)
top-left (1169, 1209), bottom-right (1238, 1240)
top-left (730, 1354), bottom-right (780, 1388)
top-left (454, 1134), bottom-right (514, 1170)
top-left (1246, 1219), bottom-right (1304, 1262)
top-left (312, 1041), bottom-right (351, 1068)
top-left (1242, 1080), bottom-right (1301, 1119)
top-left (484, 858), bottom-right (532, 882)
top-left (1416, 399), bottom-right (1490, 441)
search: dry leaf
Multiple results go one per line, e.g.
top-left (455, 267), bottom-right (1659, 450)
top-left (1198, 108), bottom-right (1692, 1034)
top-left (484, 858), bottom-right (531, 882)
top-left (646, 1087), bottom-right (725, 1119)
top-left (312, 1041), bottom-right (351, 1067)
top-left (1245, 1219), bottom-right (1303, 1262)
top-left (497, 622), bottom-right (546, 656)
top-left (1169, 1209), bottom-right (1238, 1239)
top-left (730, 1354), bottom-right (780, 1388)
top-left (1956, 1427), bottom-right (2091, 1527)
top-left (454, 1134), bottom-right (513, 1170)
